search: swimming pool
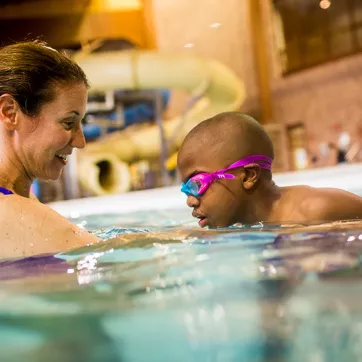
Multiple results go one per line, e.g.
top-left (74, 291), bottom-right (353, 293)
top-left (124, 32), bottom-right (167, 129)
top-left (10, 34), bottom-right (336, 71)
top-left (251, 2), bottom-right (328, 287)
top-left (0, 163), bottom-right (362, 361)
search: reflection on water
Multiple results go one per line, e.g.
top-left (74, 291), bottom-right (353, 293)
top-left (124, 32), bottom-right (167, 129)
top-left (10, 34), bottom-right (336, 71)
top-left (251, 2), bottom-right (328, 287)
top-left (0, 210), bottom-right (362, 361)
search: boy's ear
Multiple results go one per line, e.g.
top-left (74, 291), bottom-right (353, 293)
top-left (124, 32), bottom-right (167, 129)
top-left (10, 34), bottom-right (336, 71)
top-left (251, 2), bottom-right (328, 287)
top-left (0, 94), bottom-right (20, 131)
top-left (242, 164), bottom-right (261, 190)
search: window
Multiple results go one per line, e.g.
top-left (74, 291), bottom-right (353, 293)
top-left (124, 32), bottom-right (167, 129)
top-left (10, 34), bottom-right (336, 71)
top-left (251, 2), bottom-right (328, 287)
top-left (272, 0), bottom-right (362, 74)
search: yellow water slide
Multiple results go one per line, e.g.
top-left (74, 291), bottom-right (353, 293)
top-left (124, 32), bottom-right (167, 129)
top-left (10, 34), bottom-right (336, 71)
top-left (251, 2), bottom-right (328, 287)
top-left (75, 50), bottom-right (245, 195)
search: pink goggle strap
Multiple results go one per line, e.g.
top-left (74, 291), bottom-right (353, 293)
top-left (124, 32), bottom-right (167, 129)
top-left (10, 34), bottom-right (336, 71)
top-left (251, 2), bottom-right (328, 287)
top-left (217, 155), bottom-right (273, 174)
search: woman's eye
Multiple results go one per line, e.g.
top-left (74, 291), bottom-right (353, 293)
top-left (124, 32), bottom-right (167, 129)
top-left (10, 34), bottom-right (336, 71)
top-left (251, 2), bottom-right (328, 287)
top-left (63, 122), bottom-right (74, 130)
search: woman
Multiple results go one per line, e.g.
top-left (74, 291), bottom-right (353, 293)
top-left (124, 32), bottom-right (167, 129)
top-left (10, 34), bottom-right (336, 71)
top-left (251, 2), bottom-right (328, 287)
top-left (0, 41), bottom-right (101, 257)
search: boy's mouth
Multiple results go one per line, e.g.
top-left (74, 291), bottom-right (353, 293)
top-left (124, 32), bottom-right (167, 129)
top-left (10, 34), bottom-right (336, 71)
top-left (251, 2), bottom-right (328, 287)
top-left (193, 211), bottom-right (208, 228)
top-left (198, 217), bottom-right (208, 228)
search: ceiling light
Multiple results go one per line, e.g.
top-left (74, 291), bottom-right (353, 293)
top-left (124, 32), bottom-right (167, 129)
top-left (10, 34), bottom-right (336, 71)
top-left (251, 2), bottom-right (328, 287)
top-left (210, 22), bottom-right (221, 28)
top-left (320, 0), bottom-right (331, 10)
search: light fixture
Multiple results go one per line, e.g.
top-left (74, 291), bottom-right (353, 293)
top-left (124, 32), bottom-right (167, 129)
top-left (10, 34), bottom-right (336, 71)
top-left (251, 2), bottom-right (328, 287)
top-left (319, 0), bottom-right (331, 9)
top-left (184, 43), bottom-right (194, 48)
top-left (210, 22), bottom-right (221, 28)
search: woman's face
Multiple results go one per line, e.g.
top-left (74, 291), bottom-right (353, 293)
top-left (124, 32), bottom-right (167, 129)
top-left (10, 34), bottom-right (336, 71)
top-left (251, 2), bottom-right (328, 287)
top-left (17, 82), bottom-right (88, 181)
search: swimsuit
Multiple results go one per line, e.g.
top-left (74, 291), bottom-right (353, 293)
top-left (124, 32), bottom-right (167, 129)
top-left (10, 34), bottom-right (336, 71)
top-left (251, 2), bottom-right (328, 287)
top-left (0, 186), bottom-right (13, 195)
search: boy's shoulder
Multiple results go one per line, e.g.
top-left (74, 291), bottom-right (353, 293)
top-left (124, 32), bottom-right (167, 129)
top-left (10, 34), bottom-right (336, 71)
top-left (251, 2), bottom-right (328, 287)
top-left (293, 186), bottom-right (362, 222)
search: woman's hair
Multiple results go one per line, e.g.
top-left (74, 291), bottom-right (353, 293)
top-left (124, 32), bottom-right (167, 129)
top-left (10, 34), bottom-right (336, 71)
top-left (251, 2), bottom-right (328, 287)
top-left (0, 40), bottom-right (89, 116)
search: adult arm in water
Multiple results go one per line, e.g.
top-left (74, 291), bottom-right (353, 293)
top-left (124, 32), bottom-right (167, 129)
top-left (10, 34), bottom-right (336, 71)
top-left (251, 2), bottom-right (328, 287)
top-left (2, 192), bottom-right (362, 258)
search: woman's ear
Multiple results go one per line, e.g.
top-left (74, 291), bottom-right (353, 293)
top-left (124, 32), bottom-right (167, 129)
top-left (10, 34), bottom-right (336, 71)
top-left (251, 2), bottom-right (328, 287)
top-left (242, 164), bottom-right (261, 190)
top-left (0, 94), bottom-right (20, 131)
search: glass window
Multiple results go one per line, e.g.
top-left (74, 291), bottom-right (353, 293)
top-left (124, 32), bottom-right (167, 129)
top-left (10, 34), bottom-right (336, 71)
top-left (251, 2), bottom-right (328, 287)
top-left (273, 0), bottom-right (362, 74)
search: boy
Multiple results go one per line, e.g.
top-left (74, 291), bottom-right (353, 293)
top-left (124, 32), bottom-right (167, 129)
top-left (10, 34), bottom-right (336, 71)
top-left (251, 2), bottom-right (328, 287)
top-left (177, 112), bottom-right (362, 228)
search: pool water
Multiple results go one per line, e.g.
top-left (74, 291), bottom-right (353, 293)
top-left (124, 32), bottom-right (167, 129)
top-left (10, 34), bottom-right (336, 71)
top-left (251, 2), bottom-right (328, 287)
top-left (1, 209), bottom-right (362, 362)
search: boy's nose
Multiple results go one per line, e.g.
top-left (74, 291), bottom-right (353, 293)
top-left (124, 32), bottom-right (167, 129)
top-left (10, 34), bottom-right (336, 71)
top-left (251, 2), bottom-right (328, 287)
top-left (186, 195), bottom-right (200, 208)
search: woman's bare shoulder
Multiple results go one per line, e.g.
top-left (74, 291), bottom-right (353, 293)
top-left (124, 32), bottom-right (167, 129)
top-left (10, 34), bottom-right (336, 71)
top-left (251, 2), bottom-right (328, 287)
top-left (0, 194), bottom-right (100, 258)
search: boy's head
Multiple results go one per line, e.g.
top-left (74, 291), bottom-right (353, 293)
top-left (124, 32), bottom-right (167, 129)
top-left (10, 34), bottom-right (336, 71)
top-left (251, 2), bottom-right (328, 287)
top-left (177, 112), bottom-right (274, 228)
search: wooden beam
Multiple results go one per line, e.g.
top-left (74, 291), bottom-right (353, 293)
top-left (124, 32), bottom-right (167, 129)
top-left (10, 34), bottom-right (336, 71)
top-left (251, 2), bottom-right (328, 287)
top-left (0, 10), bottom-right (146, 48)
top-left (0, 0), bottom-right (142, 19)
top-left (248, 0), bottom-right (274, 123)
top-left (0, 0), bottom-right (154, 50)
top-left (77, 10), bottom-right (146, 46)
top-left (140, 0), bottom-right (158, 49)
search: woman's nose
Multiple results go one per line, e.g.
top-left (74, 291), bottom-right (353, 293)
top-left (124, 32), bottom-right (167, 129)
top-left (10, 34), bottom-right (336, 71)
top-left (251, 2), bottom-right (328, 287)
top-left (71, 127), bottom-right (86, 149)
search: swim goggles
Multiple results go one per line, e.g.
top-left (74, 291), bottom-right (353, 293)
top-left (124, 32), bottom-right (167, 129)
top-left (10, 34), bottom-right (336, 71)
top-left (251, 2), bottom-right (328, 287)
top-left (181, 155), bottom-right (272, 197)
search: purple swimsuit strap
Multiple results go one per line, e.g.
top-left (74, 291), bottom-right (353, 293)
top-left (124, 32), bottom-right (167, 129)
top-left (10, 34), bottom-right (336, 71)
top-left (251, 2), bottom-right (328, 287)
top-left (0, 186), bottom-right (13, 195)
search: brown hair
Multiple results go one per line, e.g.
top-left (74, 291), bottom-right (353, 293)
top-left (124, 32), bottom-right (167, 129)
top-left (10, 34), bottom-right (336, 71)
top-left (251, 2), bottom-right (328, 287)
top-left (0, 40), bottom-right (89, 116)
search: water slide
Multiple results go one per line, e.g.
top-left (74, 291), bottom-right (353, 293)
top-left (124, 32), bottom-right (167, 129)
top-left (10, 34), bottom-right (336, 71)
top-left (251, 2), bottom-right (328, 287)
top-left (75, 50), bottom-right (245, 195)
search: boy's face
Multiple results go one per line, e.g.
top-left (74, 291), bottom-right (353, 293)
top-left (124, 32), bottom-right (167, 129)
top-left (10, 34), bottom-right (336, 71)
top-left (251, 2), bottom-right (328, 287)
top-left (178, 151), bottom-right (249, 229)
